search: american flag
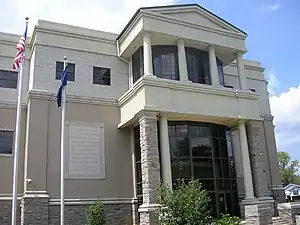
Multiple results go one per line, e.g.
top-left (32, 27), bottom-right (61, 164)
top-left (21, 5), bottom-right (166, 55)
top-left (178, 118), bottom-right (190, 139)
top-left (13, 19), bottom-right (28, 70)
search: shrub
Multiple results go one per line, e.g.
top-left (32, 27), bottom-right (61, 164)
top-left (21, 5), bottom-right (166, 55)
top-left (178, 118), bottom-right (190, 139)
top-left (217, 214), bottom-right (240, 225)
top-left (157, 179), bottom-right (212, 225)
top-left (86, 199), bottom-right (106, 225)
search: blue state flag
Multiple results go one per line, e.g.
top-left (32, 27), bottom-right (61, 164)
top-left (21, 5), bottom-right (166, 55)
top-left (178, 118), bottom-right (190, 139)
top-left (56, 64), bottom-right (68, 108)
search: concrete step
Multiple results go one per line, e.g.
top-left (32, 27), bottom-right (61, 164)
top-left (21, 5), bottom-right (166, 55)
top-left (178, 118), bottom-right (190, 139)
top-left (241, 217), bottom-right (290, 224)
top-left (272, 216), bottom-right (290, 224)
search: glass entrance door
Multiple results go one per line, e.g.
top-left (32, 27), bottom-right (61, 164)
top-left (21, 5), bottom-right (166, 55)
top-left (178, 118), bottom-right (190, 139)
top-left (168, 122), bottom-right (240, 218)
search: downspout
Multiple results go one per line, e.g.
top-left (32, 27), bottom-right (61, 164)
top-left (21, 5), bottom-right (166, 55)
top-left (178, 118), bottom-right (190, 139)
top-left (116, 40), bottom-right (131, 88)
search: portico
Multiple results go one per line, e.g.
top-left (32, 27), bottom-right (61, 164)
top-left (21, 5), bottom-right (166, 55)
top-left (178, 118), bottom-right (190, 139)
top-left (116, 4), bottom-right (277, 224)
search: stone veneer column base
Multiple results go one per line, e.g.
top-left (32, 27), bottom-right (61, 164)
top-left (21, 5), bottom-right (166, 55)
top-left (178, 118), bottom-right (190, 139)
top-left (21, 194), bottom-right (49, 225)
top-left (241, 199), bottom-right (274, 225)
top-left (138, 204), bottom-right (159, 225)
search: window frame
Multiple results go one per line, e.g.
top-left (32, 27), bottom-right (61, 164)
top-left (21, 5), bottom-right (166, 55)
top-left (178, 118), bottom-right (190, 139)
top-left (93, 66), bottom-right (111, 86)
top-left (0, 69), bottom-right (18, 89)
top-left (55, 61), bottom-right (75, 81)
top-left (0, 130), bottom-right (14, 155)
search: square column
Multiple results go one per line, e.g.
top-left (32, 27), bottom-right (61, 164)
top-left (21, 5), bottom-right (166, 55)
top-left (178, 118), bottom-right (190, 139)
top-left (236, 52), bottom-right (247, 90)
top-left (177, 39), bottom-right (189, 82)
top-left (159, 116), bottom-right (172, 188)
top-left (238, 122), bottom-right (255, 200)
top-left (246, 121), bottom-right (273, 200)
top-left (138, 111), bottom-right (160, 225)
top-left (143, 33), bottom-right (154, 76)
top-left (208, 45), bottom-right (220, 86)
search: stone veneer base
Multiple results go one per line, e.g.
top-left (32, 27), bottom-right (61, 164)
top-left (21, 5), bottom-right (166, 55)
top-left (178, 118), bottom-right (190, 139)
top-left (1, 198), bottom-right (134, 225)
top-left (0, 200), bottom-right (21, 225)
top-left (49, 203), bottom-right (133, 225)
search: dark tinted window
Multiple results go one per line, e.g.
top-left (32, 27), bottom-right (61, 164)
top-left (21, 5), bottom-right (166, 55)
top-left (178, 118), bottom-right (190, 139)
top-left (132, 48), bottom-right (144, 83)
top-left (152, 46), bottom-right (179, 80)
top-left (0, 70), bottom-right (18, 89)
top-left (0, 130), bottom-right (13, 154)
top-left (93, 67), bottom-right (111, 86)
top-left (55, 62), bottom-right (75, 81)
top-left (185, 47), bottom-right (211, 85)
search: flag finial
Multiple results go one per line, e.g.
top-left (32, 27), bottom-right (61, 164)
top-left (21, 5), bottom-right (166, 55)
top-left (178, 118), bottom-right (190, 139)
top-left (25, 17), bottom-right (29, 21)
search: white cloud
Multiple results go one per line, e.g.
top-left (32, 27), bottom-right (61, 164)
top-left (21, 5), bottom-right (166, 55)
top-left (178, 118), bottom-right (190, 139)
top-left (270, 85), bottom-right (300, 152)
top-left (258, 3), bottom-right (280, 14)
top-left (0, 0), bottom-right (177, 35)
top-left (267, 3), bottom-right (280, 12)
top-left (266, 70), bottom-right (279, 96)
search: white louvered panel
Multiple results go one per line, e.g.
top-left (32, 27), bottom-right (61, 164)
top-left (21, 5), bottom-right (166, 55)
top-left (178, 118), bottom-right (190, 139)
top-left (67, 121), bottom-right (105, 179)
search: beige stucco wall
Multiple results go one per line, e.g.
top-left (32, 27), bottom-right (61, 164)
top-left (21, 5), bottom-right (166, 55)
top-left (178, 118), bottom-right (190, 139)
top-left (27, 99), bottom-right (133, 199)
top-left (0, 107), bottom-right (26, 196)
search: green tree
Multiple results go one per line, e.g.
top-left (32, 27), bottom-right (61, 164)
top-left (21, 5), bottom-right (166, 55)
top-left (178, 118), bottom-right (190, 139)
top-left (278, 151), bottom-right (300, 186)
top-left (157, 180), bottom-right (212, 225)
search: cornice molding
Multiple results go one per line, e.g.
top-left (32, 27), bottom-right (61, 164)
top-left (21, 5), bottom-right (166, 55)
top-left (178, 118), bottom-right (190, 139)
top-left (259, 113), bottom-right (274, 121)
top-left (0, 101), bottom-right (26, 110)
top-left (150, 6), bottom-right (246, 36)
top-left (34, 27), bottom-right (116, 45)
top-left (49, 197), bottom-right (133, 205)
top-left (143, 10), bottom-right (246, 39)
top-left (229, 62), bottom-right (265, 72)
top-left (119, 9), bottom-right (246, 44)
top-left (118, 76), bottom-right (260, 106)
top-left (25, 89), bottom-right (118, 107)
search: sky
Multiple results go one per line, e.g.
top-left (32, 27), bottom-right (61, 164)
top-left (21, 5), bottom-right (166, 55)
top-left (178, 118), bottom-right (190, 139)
top-left (0, 0), bottom-right (299, 160)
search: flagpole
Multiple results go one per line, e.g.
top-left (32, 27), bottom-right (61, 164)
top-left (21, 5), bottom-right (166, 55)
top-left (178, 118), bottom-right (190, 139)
top-left (60, 56), bottom-right (67, 225)
top-left (11, 17), bottom-right (29, 225)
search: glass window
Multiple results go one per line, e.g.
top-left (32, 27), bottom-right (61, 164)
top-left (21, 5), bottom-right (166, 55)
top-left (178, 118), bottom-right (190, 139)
top-left (0, 70), bottom-right (18, 89)
top-left (185, 47), bottom-right (211, 85)
top-left (56, 61), bottom-right (75, 81)
top-left (132, 48), bottom-right (143, 83)
top-left (217, 58), bottom-right (225, 86)
top-left (0, 130), bottom-right (14, 154)
top-left (167, 122), bottom-right (238, 219)
top-left (93, 67), bottom-right (111, 86)
top-left (152, 46), bottom-right (179, 80)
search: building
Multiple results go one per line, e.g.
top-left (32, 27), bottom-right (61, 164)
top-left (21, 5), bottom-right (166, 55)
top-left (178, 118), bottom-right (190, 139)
top-left (284, 183), bottom-right (300, 201)
top-left (0, 3), bottom-right (285, 225)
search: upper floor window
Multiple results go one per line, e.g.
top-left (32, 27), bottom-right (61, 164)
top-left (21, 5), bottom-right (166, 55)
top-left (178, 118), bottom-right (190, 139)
top-left (0, 69), bottom-right (18, 89)
top-left (132, 46), bottom-right (179, 83)
top-left (93, 67), bottom-right (111, 86)
top-left (0, 130), bottom-right (13, 154)
top-left (152, 46), bottom-right (179, 81)
top-left (131, 46), bottom-right (225, 86)
top-left (217, 58), bottom-right (225, 86)
top-left (55, 61), bottom-right (75, 81)
top-left (132, 48), bottom-right (144, 83)
top-left (185, 47), bottom-right (210, 85)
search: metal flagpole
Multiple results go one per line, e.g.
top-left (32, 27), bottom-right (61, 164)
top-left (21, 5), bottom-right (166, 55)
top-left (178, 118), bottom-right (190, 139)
top-left (60, 56), bottom-right (67, 225)
top-left (11, 17), bottom-right (29, 225)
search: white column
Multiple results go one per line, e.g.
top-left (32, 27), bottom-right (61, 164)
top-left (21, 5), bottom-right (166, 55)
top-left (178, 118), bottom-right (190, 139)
top-left (177, 39), bottom-right (189, 82)
top-left (130, 128), bottom-right (137, 198)
top-left (143, 32), bottom-right (153, 76)
top-left (208, 45), bottom-right (219, 86)
top-left (159, 116), bottom-right (172, 189)
top-left (238, 122), bottom-right (255, 200)
top-left (236, 52), bottom-right (247, 89)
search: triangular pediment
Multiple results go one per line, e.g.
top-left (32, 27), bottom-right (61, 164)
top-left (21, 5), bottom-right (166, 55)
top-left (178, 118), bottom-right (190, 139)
top-left (143, 4), bottom-right (246, 35)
